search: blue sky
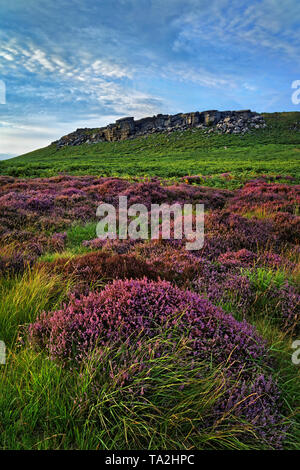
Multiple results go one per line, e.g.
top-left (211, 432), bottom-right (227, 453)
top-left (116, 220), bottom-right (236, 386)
top-left (0, 0), bottom-right (300, 156)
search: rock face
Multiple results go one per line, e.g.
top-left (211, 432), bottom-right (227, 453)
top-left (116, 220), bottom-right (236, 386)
top-left (53, 109), bottom-right (266, 148)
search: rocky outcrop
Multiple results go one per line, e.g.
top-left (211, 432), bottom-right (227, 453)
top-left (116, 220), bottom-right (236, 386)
top-left (53, 109), bottom-right (266, 148)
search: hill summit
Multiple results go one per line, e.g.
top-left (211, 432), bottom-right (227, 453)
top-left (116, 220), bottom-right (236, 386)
top-left (53, 109), bottom-right (266, 148)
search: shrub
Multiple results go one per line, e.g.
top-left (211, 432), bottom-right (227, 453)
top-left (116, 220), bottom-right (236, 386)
top-left (29, 278), bottom-right (286, 448)
top-left (41, 251), bottom-right (158, 292)
top-left (0, 251), bottom-right (35, 277)
top-left (29, 278), bottom-right (266, 366)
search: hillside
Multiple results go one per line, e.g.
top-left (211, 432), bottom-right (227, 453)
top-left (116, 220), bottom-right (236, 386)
top-left (0, 112), bottom-right (300, 187)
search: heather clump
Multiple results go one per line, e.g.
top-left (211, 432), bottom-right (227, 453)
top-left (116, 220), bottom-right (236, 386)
top-left (82, 237), bottom-right (141, 254)
top-left (50, 232), bottom-right (67, 251)
top-left (135, 241), bottom-right (200, 285)
top-left (29, 278), bottom-right (267, 367)
top-left (40, 251), bottom-right (158, 293)
top-left (0, 251), bottom-right (35, 276)
top-left (204, 210), bottom-right (278, 253)
top-left (164, 183), bottom-right (232, 209)
top-left (258, 282), bottom-right (300, 334)
top-left (193, 269), bottom-right (255, 317)
top-left (1, 230), bottom-right (65, 257)
top-left (228, 181), bottom-right (300, 216)
top-left (271, 212), bottom-right (300, 244)
top-left (216, 249), bottom-right (295, 272)
top-left (258, 252), bottom-right (293, 270)
top-left (29, 278), bottom-right (287, 448)
top-left (217, 249), bottom-right (257, 268)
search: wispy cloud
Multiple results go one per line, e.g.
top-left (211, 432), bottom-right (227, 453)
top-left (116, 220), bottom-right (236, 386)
top-left (172, 0), bottom-right (300, 63)
top-left (160, 63), bottom-right (238, 89)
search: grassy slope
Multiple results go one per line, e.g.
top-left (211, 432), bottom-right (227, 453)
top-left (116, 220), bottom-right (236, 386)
top-left (0, 113), bottom-right (299, 184)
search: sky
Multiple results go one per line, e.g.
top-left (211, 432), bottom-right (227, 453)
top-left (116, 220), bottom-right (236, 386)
top-left (0, 0), bottom-right (300, 156)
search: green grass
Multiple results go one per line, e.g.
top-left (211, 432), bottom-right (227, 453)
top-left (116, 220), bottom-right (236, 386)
top-left (0, 113), bottom-right (299, 185)
top-left (0, 268), bottom-right (71, 346)
top-left (0, 348), bottom-right (233, 450)
top-left (253, 319), bottom-right (300, 450)
top-left (36, 223), bottom-right (97, 262)
top-left (241, 267), bottom-right (288, 291)
top-left (66, 222), bottom-right (97, 249)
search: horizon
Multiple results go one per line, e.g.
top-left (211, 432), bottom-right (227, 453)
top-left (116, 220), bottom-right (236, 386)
top-left (1, 0), bottom-right (300, 155)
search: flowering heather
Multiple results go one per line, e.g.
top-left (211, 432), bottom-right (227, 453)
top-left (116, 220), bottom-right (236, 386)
top-left (258, 252), bottom-right (292, 270)
top-left (1, 230), bottom-right (66, 257)
top-left (82, 237), bottom-right (141, 254)
top-left (50, 232), bottom-right (67, 251)
top-left (211, 374), bottom-right (285, 448)
top-left (271, 212), bottom-right (300, 244)
top-left (29, 278), bottom-right (286, 448)
top-left (0, 251), bottom-right (35, 276)
top-left (193, 272), bottom-right (255, 317)
top-left (267, 283), bottom-right (300, 333)
top-left (0, 176), bottom-right (297, 262)
top-left (29, 278), bottom-right (267, 366)
top-left (0, 176), bottom-right (231, 245)
top-left (217, 249), bottom-right (257, 268)
top-left (135, 241), bottom-right (201, 285)
top-left (202, 210), bottom-right (281, 258)
top-left (228, 180), bottom-right (300, 216)
top-left (217, 249), bottom-right (295, 272)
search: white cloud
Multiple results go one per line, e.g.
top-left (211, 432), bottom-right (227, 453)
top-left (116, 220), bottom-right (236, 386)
top-left (243, 83), bottom-right (257, 92)
top-left (0, 38), bottom-right (133, 80)
top-left (161, 63), bottom-right (237, 89)
top-left (90, 60), bottom-right (132, 79)
top-left (0, 36), bottom-right (165, 122)
top-left (172, 0), bottom-right (300, 62)
top-left (0, 51), bottom-right (14, 61)
top-left (0, 125), bottom-right (56, 155)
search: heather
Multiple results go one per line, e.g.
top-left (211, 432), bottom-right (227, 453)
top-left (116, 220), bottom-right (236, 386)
top-left (29, 278), bottom-right (286, 448)
top-left (29, 278), bottom-right (266, 367)
top-left (0, 121), bottom-right (300, 449)
top-left (0, 175), bottom-right (231, 257)
top-left (40, 251), bottom-right (158, 294)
